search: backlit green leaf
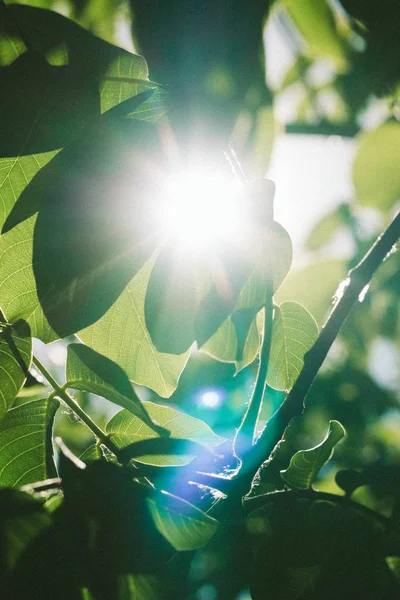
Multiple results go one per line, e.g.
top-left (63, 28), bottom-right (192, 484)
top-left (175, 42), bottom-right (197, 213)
top-left (0, 319), bottom-right (32, 422)
top-left (275, 259), bottom-right (348, 326)
top-left (280, 420), bottom-right (346, 489)
top-left (267, 302), bottom-right (319, 391)
top-left (0, 397), bottom-right (58, 487)
top-left (66, 343), bottom-right (165, 434)
top-left (79, 261), bottom-right (190, 398)
top-left (0, 216), bottom-right (56, 342)
top-left (201, 310), bottom-right (261, 372)
top-left (147, 490), bottom-right (219, 551)
top-left (353, 122), bottom-right (400, 212)
top-left (106, 402), bottom-right (224, 466)
top-left (282, 0), bottom-right (348, 70)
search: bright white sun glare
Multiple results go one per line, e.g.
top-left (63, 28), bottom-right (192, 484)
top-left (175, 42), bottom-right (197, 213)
top-left (160, 169), bottom-right (245, 251)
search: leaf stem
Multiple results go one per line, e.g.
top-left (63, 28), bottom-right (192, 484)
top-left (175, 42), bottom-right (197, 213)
top-left (252, 210), bottom-right (400, 473)
top-left (233, 287), bottom-right (273, 461)
top-left (32, 355), bottom-right (119, 455)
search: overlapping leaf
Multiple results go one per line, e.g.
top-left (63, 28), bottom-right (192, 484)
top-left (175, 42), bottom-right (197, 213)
top-left (147, 490), bottom-right (219, 551)
top-left (0, 216), bottom-right (56, 342)
top-left (106, 402), bottom-right (224, 466)
top-left (201, 220), bottom-right (292, 368)
top-left (66, 343), bottom-right (165, 433)
top-left (281, 420), bottom-right (345, 489)
top-left (0, 397), bottom-right (58, 487)
top-left (0, 4), bottom-right (162, 157)
top-left (0, 319), bottom-right (32, 421)
top-left (79, 261), bottom-right (190, 398)
top-left (267, 302), bottom-right (319, 391)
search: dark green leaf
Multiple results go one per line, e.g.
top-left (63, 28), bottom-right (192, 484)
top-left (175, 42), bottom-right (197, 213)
top-left (281, 420), bottom-right (345, 489)
top-left (66, 343), bottom-right (166, 434)
top-left (0, 320), bottom-right (32, 421)
top-left (106, 403), bottom-right (224, 466)
top-left (353, 121), bottom-right (400, 212)
top-left (0, 488), bottom-right (52, 570)
top-left (147, 490), bottom-right (219, 551)
top-left (267, 302), bottom-right (319, 391)
top-left (0, 397), bottom-right (58, 487)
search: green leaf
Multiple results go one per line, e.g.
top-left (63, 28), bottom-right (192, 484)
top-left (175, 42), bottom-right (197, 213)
top-left (275, 259), bottom-right (348, 326)
top-left (280, 420), bottom-right (346, 489)
top-left (282, 0), bottom-right (348, 70)
top-left (66, 343), bottom-right (165, 434)
top-left (79, 261), bottom-right (190, 398)
top-left (201, 310), bottom-right (261, 372)
top-left (0, 4), bottom-right (163, 157)
top-left (0, 320), bottom-right (32, 421)
top-left (0, 397), bottom-right (58, 487)
top-left (0, 216), bottom-right (56, 342)
top-left (353, 122), bottom-right (400, 212)
top-left (267, 302), bottom-right (319, 391)
top-left (0, 488), bottom-right (52, 569)
top-left (305, 203), bottom-right (351, 251)
top-left (106, 402), bottom-right (224, 466)
top-left (147, 490), bottom-right (219, 551)
top-left (0, 151), bottom-right (57, 231)
top-left (200, 221), bottom-right (292, 369)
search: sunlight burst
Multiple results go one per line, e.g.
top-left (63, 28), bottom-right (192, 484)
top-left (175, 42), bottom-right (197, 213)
top-left (160, 170), bottom-right (245, 251)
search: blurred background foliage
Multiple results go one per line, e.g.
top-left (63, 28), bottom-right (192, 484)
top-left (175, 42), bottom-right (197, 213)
top-left (11, 0), bottom-right (400, 506)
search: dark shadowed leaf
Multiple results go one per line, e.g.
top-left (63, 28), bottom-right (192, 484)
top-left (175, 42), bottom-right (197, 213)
top-left (0, 3), bottom-right (162, 158)
top-left (0, 397), bottom-right (58, 487)
top-left (106, 403), bottom-right (224, 466)
top-left (0, 319), bottom-right (32, 421)
top-left (66, 343), bottom-right (166, 434)
top-left (0, 488), bottom-right (52, 570)
top-left (281, 420), bottom-right (345, 489)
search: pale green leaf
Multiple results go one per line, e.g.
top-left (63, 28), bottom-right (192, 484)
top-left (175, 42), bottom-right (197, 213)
top-left (201, 311), bottom-right (261, 373)
top-left (280, 420), bottom-right (346, 489)
top-left (0, 216), bottom-right (56, 342)
top-left (66, 343), bottom-right (165, 434)
top-left (0, 397), bottom-right (58, 487)
top-left (201, 221), bottom-right (291, 370)
top-left (79, 261), bottom-right (190, 398)
top-left (353, 122), bottom-right (400, 212)
top-left (282, 0), bottom-right (348, 70)
top-left (116, 575), bottom-right (161, 600)
top-left (0, 319), bottom-right (32, 421)
top-left (106, 402), bottom-right (224, 466)
top-left (147, 491), bottom-right (219, 551)
top-left (275, 259), bottom-right (347, 326)
top-left (267, 302), bottom-right (319, 391)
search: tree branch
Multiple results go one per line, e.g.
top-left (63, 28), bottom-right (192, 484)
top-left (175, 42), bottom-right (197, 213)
top-left (250, 210), bottom-right (400, 476)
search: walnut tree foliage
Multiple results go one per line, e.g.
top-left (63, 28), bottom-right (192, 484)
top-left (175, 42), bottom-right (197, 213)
top-left (0, 1), bottom-right (400, 599)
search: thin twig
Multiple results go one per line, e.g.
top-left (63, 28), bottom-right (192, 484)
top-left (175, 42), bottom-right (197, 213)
top-left (32, 355), bottom-right (119, 456)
